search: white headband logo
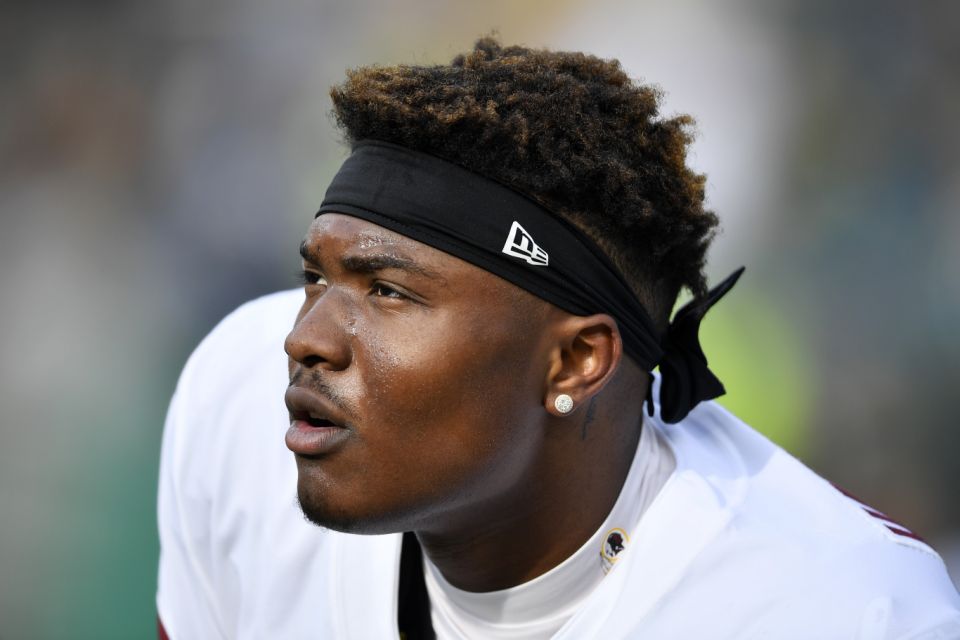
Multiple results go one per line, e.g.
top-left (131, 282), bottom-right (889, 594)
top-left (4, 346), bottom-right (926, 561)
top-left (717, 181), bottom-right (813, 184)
top-left (501, 221), bottom-right (549, 266)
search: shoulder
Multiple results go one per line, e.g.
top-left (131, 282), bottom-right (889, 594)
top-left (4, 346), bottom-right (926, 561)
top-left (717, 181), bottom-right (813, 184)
top-left (176, 289), bottom-right (303, 392)
top-left (662, 398), bottom-right (942, 562)
top-left (163, 289), bottom-right (302, 488)
top-left (163, 287), bottom-right (304, 492)
top-left (643, 389), bottom-right (960, 636)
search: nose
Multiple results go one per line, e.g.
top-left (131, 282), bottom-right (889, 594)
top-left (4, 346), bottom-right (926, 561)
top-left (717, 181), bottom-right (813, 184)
top-left (284, 292), bottom-right (352, 371)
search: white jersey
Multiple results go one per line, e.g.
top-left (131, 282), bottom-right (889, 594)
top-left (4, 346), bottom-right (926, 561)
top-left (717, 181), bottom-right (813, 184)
top-left (157, 290), bottom-right (960, 639)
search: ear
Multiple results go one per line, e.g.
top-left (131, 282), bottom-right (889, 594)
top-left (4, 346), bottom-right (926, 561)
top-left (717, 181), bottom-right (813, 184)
top-left (544, 314), bottom-right (623, 417)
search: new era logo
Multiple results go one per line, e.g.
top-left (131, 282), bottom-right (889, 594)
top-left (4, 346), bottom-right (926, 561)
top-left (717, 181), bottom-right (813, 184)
top-left (501, 221), bottom-right (549, 266)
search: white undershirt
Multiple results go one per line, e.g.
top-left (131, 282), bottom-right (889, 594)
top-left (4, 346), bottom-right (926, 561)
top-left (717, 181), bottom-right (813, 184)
top-left (423, 418), bottom-right (676, 639)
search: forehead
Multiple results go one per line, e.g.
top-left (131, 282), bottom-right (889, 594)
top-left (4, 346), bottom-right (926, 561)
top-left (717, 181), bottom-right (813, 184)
top-left (304, 213), bottom-right (495, 289)
top-left (307, 214), bottom-right (425, 254)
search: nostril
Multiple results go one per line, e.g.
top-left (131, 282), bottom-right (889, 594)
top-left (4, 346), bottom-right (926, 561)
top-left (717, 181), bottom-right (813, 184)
top-left (301, 354), bottom-right (324, 368)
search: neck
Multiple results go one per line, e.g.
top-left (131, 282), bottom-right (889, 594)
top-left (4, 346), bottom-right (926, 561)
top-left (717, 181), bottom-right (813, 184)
top-left (416, 368), bottom-right (648, 592)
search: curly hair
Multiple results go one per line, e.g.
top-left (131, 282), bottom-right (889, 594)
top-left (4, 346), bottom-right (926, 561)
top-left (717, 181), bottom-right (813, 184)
top-left (329, 37), bottom-right (718, 328)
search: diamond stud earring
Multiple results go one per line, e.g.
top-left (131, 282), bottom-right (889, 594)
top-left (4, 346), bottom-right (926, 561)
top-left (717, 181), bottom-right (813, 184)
top-left (554, 394), bottom-right (574, 414)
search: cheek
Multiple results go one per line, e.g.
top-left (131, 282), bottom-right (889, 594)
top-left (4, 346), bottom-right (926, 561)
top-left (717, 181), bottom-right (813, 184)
top-left (361, 305), bottom-right (543, 417)
top-left (353, 307), bottom-right (547, 489)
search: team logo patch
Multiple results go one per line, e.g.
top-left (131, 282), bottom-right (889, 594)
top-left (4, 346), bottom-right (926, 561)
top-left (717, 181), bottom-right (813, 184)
top-left (600, 527), bottom-right (629, 574)
top-left (501, 221), bottom-right (549, 266)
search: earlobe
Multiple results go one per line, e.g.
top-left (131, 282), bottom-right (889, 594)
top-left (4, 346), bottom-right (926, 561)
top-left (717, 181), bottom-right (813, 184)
top-left (544, 314), bottom-right (622, 417)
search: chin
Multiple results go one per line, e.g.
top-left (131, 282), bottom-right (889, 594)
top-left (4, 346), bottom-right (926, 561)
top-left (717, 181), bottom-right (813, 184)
top-left (296, 483), bottom-right (414, 536)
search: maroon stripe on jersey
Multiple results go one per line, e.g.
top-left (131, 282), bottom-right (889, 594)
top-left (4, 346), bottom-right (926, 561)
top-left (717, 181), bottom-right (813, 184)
top-left (830, 483), bottom-right (927, 543)
top-left (862, 505), bottom-right (902, 526)
top-left (158, 615), bottom-right (170, 640)
top-left (885, 524), bottom-right (926, 543)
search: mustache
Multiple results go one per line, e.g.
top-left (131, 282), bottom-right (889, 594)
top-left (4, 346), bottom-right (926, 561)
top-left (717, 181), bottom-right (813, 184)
top-left (288, 369), bottom-right (356, 418)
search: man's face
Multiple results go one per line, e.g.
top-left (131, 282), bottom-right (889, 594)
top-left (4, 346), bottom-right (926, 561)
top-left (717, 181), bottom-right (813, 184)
top-left (285, 214), bottom-right (558, 534)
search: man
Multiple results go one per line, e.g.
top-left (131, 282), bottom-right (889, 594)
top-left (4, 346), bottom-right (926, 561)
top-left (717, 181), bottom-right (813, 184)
top-left (157, 38), bottom-right (960, 638)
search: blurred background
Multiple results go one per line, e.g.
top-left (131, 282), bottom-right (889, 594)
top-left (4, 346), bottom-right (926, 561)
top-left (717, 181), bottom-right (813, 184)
top-left (1, 0), bottom-right (957, 637)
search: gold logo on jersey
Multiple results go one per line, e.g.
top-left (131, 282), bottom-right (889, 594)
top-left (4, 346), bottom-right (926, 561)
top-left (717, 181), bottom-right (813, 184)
top-left (600, 527), bottom-right (629, 574)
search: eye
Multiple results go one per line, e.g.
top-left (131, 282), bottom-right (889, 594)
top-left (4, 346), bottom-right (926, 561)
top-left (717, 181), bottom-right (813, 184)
top-left (371, 282), bottom-right (405, 299)
top-left (297, 269), bottom-right (327, 287)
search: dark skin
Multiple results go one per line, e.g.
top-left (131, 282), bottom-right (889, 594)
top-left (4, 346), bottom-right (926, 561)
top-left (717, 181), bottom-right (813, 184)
top-left (284, 213), bottom-right (650, 592)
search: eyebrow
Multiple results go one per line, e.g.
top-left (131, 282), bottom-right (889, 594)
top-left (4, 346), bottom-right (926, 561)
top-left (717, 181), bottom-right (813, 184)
top-left (299, 240), bottom-right (446, 282)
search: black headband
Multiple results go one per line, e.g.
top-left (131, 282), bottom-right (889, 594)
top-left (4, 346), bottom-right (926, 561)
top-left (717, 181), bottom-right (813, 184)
top-left (317, 140), bottom-right (743, 423)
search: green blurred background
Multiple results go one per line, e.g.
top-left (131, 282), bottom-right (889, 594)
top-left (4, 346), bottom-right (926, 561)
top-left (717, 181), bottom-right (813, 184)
top-left (1, 0), bottom-right (958, 637)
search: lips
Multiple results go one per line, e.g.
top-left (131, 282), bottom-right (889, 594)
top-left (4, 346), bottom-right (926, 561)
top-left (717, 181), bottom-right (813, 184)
top-left (284, 386), bottom-right (352, 456)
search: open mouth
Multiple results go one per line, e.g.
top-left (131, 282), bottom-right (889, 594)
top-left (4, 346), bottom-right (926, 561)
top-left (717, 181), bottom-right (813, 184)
top-left (291, 410), bottom-right (339, 429)
top-left (284, 387), bottom-right (352, 455)
top-left (305, 416), bottom-right (336, 428)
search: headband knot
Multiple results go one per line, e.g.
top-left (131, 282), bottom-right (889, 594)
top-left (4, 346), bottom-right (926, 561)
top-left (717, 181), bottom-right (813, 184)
top-left (651, 267), bottom-right (745, 423)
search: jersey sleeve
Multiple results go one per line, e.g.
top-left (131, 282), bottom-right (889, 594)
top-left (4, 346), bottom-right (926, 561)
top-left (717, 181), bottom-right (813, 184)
top-left (156, 369), bottom-right (227, 640)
